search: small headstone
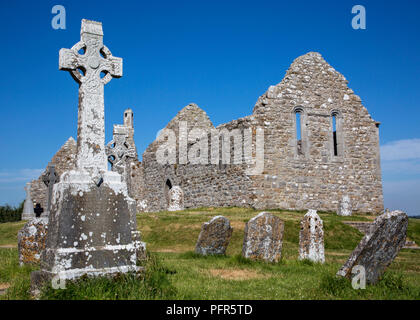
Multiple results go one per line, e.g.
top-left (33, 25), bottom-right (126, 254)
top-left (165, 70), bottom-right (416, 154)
top-left (299, 210), bottom-right (325, 263)
top-left (22, 183), bottom-right (35, 220)
top-left (168, 186), bottom-right (184, 211)
top-left (242, 212), bottom-right (284, 263)
top-left (337, 195), bottom-right (352, 216)
top-left (195, 216), bottom-right (233, 255)
top-left (337, 210), bottom-right (408, 284)
top-left (18, 217), bottom-right (48, 265)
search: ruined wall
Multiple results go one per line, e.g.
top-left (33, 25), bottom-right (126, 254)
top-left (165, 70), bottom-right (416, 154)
top-left (140, 104), bottom-right (256, 212)
top-left (250, 52), bottom-right (383, 213)
top-left (30, 137), bottom-right (77, 210)
top-left (136, 52), bottom-right (384, 214)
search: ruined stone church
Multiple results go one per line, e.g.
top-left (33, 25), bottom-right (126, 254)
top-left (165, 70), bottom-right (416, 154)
top-left (31, 52), bottom-right (384, 214)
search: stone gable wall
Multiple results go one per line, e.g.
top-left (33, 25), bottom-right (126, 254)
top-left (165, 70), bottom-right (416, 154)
top-left (30, 137), bottom-right (77, 210)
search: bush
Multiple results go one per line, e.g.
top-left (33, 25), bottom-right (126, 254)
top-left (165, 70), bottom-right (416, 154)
top-left (0, 202), bottom-right (23, 223)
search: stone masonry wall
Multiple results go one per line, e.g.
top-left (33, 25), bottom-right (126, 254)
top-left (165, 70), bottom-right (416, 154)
top-left (30, 137), bottom-right (77, 210)
top-left (136, 52), bottom-right (384, 214)
top-left (250, 52), bottom-right (383, 213)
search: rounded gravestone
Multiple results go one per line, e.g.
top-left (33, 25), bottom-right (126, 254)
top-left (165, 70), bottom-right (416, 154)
top-left (195, 216), bottom-right (233, 255)
top-left (168, 186), bottom-right (184, 212)
top-left (242, 212), bottom-right (284, 263)
top-left (337, 195), bottom-right (352, 216)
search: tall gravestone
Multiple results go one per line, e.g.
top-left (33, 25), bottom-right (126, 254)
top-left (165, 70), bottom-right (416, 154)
top-left (299, 210), bottom-right (325, 263)
top-left (32, 20), bottom-right (140, 289)
top-left (22, 183), bottom-right (35, 220)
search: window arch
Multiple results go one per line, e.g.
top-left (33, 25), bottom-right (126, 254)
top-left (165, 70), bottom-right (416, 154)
top-left (293, 106), bottom-right (307, 157)
top-left (331, 110), bottom-right (343, 158)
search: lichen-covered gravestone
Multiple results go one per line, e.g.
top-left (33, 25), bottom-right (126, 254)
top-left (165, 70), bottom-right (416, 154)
top-left (31, 20), bottom-right (141, 290)
top-left (337, 195), bottom-right (352, 216)
top-left (299, 210), bottom-right (325, 263)
top-left (337, 210), bottom-right (408, 284)
top-left (22, 182), bottom-right (35, 220)
top-left (168, 186), bottom-right (184, 211)
top-left (195, 216), bottom-right (233, 255)
top-left (242, 212), bottom-right (284, 262)
top-left (18, 217), bottom-right (48, 265)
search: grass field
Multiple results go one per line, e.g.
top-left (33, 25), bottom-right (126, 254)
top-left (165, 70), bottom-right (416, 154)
top-left (0, 207), bottom-right (419, 300)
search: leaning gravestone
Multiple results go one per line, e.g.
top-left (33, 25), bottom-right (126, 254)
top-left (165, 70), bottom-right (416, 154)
top-left (22, 182), bottom-right (35, 220)
top-left (195, 216), bottom-right (233, 255)
top-left (168, 186), bottom-right (184, 211)
top-left (18, 217), bottom-right (48, 265)
top-left (299, 210), bottom-right (325, 263)
top-left (337, 195), bottom-right (352, 216)
top-left (31, 20), bottom-right (140, 290)
top-left (242, 212), bottom-right (284, 263)
top-left (336, 210), bottom-right (408, 284)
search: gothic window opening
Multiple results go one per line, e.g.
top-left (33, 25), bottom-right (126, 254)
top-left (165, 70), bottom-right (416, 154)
top-left (332, 114), bottom-right (338, 156)
top-left (331, 111), bottom-right (343, 158)
top-left (295, 109), bottom-right (304, 156)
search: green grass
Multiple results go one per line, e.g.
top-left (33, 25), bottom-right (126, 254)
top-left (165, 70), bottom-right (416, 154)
top-left (0, 208), bottom-right (419, 300)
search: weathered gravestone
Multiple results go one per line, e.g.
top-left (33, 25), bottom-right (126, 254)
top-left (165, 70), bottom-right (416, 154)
top-left (337, 210), bottom-right (408, 284)
top-left (242, 212), bottom-right (284, 262)
top-left (22, 182), bottom-right (35, 220)
top-left (195, 216), bottom-right (233, 255)
top-left (18, 217), bottom-right (48, 265)
top-left (41, 164), bottom-right (58, 217)
top-left (337, 195), bottom-right (352, 216)
top-left (168, 186), bottom-right (184, 211)
top-left (31, 20), bottom-right (141, 290)
top-left (299, 209), bottom-right (325, 263)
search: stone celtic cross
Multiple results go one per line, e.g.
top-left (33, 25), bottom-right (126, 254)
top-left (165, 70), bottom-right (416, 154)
top-left (106, 135), bottom-right (137, 170)
top-left (42, 164), bottom-right (58, 214)
top-left (59, 19), bottom-right (122, 174)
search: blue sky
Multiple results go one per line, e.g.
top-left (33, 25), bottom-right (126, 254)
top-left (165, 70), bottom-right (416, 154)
top-left (0, 0), bottom-right (419, 215)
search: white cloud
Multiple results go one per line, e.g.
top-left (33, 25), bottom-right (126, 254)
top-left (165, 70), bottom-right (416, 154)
top-left (381, 139), bottom-right (420, 161)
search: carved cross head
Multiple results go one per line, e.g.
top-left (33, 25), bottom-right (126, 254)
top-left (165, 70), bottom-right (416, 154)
top-left (59, 19), bottom-right (122, 91)
top-left (42, 164), bottom-right (58, 187)
top-left (106, 135), bottom-right (136, 168)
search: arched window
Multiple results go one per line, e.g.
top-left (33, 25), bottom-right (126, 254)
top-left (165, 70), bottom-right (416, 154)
top-left (332, 114), bottom-right (338, 156)
top-left (164, 179), bottom-right (173, 207)
top-left (331, 111), bottom-right (342, 157)
top-left (293, 107), bottom-right (306, 157)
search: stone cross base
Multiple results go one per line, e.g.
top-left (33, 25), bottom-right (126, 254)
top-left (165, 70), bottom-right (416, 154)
top-left (31, 170), bottom-right (139, 289)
